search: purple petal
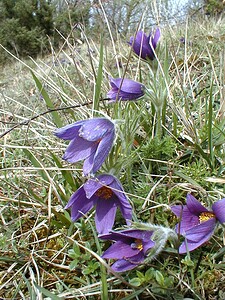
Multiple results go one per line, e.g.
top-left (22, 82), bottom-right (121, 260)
top-left (186, 194), bottom-right (208, 215)
top-left (65, 186), bottom-right (85, 209)
top-left (131, 31), bottom-right (153, 59)
top-left (118, 229), bottom-right (153, 242)
top-left (91, 130), bottom-right (115, 173)
top-left (143, 240), bottom-right (155, 253)
top-left (84, 175), bottom-right (115, 199)
top-left (179, 218), bottom-right (216, 254)
top-left (150, 28), bottom-right (161, 49)
top-left (110, 78), bottom-right (144, 95)
top-left (107, 89), bottom-right (120, 100)
top-left (99, 231), bottom-right (126, 241)
top-left (83, 151), bottom-right (95, 175)
top-left (102, 240), bottom-right (140, 259)
top-left (110, 252), bottom-right (145, 272)
top-left (82, 131), bottom-right (114, 175)
top-left (95, 199), bottom-right (117, 234)
top-left (79, 118), bottom-right (114, 142)
top-left (115, 194), bottom-right (132, 223)
top-left (116, 91), bottom-right (143, 101)
top-left (107, 89), bottom-right (144, 101)
top-left (54, 121), bottom-right (84, 140)
top-left (107, 78), bottom-right (145, 101)
top-left (135, 31), bottom-right (150, 44)
top-left (171, 205), bottom-right (184, 218)
top-left (63, 137), bottom-right (97, 163)
top-left (99, 229), bottom-right (153, 243)
top-left (212, 198), bottom-right (225, 223)
top-left (102, 176), bottom-right (132, 222)
top-left (65, 187), bottom-right (94, 221)
top-left (171, 205), bottom-right (200, 235)
top-left (127, 251), bottom-right (145, 264)
top-left (110, 259), bottom-right (138, 272)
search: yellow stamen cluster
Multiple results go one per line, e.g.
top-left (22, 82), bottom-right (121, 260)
top-left (134, 239), bottom-right (143, 251)
top-left (95, 186), bottom-right (113, 199)
top-left (199, 211), bottom-right (215, 223)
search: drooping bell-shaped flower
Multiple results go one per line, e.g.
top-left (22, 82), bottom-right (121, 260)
top-left (54, 118), bottom-right (115, 175)
top-left (100, 229), bottom-right (154, 272)
top-left (129, 28), bottom-right (160, 60)
top-left (107, 78), bottom-right (145, 102)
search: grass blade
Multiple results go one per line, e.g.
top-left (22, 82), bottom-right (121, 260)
top-left (92, 34), bottom-right (104, 114)
top-left (208, 81), bottom-right (214, 168)
top-left (33, 283), bottom-right (62, 300)
top-left (31, 71), bottom-right (63, 127)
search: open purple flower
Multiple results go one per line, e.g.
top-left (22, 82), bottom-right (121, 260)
top-left (54, 118), bottom-right (115, 175)
top-left (107, 78), bottom-right (145, 101)
top-left (65, 174), bottom-right (132, 234)
top-left (100, 229), bottom-right (154, 272)
top-left (129, 28), bottom-right (160, 60)
top-left (171, 194), bottom-right (225, 254)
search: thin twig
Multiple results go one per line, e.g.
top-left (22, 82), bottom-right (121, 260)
top-left (0, 98), bottom-right (109, 139)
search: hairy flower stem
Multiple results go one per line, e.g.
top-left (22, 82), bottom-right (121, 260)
top-left (155, 106), bottom-right (162, 138)
top-left (88, 221), bottom-right (109, 300)
top-left (100, 264), bottom-right (108, 300)
top-left (126, 165), bottom-right (134, 194)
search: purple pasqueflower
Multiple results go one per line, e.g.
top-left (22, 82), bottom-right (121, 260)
top-left (100, 229), bottom-right (154, 272)
top-left (129, 28), bottom-right (160, 60)
top-left (107, 78), bottom-right (145, 101)
top-left (54, 118), bottom-right (115, 175)
top-left (171, 194), bottom-right (225, 254)
top-left (65, 174), bottom-right (132, 234)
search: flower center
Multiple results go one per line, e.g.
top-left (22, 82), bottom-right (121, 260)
top-left (131, 239), bottom-right (143, 251)
top-left (95, 186), bottom-right (113, 199)
top-left (199, 211), bottom-right (215, 223)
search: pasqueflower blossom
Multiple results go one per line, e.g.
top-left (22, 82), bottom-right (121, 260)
top-left (129, 28), bottom-right (161, 60)
top-left (54, 118), bottom-right (115, 175)
top-left (100, 229), bottom-right (154, 272)
top-left (65, 174), bottom-right (132, 234)
top-left (107, 78), bottom-right (145, 101)
top-left (171, 194), bottom-right (225, 254)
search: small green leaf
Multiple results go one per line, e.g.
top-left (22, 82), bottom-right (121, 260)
top-left (73, 243), bottom-right (81, 256)
top-left (136, 270), bottom-right (145, 281)
top-left (129, 277), bottom-right (142, 287)
top-left (145, 268), bottom-right (154, 280)
top-left (155, 270), bottom-right (164, 286)
top-left (181, 256), bottom-right (195, 267)
top-left (83, 262), bottom-right (99, 275)
top-left (164, 276), bottom-right (174, 287)
top-left (69, 259), bottom-right (79, 270)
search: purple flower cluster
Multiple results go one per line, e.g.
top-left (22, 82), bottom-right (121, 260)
top-left (55, 115), bottom-right (156, 271)
top-left (55, 117), bottom-right (133, 234)
top-left (54, 25), bottom-right (225, 275)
